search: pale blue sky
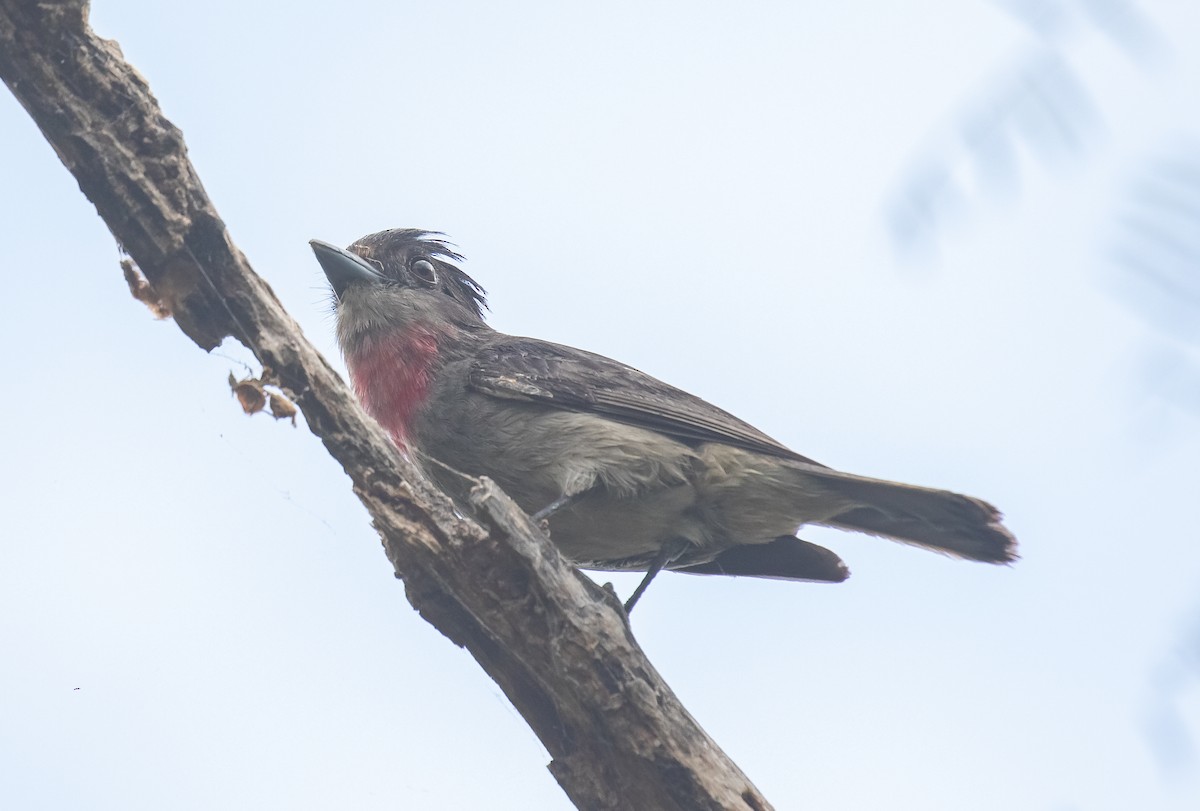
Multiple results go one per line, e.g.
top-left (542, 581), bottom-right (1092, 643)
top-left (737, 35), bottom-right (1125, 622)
top-left (3, 2), bottom-right (1199, 809)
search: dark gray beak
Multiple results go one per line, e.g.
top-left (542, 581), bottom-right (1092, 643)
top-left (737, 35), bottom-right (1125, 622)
top-left (310, 239), bottom-right (386, 299)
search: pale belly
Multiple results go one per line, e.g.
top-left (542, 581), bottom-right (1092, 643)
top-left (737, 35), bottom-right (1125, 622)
top-left (412, 395), bottom-right (849, 570)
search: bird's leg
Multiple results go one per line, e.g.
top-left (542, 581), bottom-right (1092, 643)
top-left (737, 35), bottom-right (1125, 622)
top-left (532, 492), bottom-right (583, 523)
top-left (623, 538), bottom-right (691, 614)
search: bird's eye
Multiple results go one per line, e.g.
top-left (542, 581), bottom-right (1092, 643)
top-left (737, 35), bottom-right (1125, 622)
top-left (410, 258), bottom-right (438, 286)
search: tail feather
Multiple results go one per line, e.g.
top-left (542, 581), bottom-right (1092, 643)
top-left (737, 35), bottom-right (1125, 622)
top-left (675, 536), bottom-right (850, 582)
top-left (806, 469), bottom-right (1017, 563)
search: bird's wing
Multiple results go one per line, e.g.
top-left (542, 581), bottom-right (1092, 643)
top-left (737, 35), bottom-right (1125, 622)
top-left (468, 338), bottom-right (825, 465)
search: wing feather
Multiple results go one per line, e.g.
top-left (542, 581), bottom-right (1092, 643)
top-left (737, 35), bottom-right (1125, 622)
top-left (468, 339), bottom-right (825, 466)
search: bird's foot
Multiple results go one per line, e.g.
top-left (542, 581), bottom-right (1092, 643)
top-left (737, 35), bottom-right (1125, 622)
top-left (623, 538), bottom-right (691, 614)
top-left (531, 491), bottom-right (582, 523)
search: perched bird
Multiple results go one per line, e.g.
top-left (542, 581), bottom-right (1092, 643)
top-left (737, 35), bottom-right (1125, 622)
top-left (311, 229), bottom-right (1016, 610)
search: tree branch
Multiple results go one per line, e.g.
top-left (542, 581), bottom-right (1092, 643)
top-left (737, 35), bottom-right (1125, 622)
top-left (0, 2), bottom-right (773, 808)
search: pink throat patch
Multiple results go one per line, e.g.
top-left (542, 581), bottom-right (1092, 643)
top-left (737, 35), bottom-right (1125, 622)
top-left (346, 328), bottom-right (440, 446)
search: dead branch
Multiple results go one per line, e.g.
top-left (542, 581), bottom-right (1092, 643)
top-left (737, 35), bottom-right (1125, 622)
top-left (0, 2), bottom-right (773, 808)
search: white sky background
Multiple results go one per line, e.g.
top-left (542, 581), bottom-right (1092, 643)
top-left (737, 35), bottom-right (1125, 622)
top-left (2, 1), bottom-right (1200, 808)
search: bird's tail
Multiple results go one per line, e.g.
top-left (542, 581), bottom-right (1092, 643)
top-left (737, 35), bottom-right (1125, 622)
top-left (803, 467), bottom-right (1017, 563)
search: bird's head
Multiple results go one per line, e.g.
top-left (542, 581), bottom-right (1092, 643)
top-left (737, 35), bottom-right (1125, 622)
top-left (310, 229), bottom-right (489, 353)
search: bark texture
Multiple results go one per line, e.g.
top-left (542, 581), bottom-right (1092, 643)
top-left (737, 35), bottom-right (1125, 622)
top-left (0, 2), bottom-right (775, 809)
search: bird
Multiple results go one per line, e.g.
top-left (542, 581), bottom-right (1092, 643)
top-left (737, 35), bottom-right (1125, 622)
top-left (310, 229), bottom-right (1016, 610)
